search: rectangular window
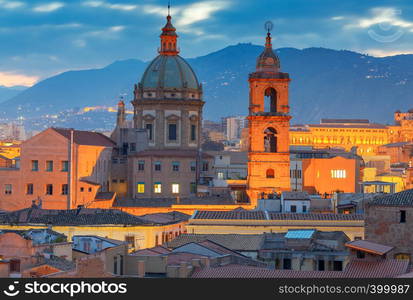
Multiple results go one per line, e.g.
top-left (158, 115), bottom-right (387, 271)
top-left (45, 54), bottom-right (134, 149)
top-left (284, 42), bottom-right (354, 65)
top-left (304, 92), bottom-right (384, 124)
top-left (32, 160), bottom-right (38, 171)
top-left (190, 161), bottom-right (196, 172)
top-left (138, 160), bottom-right (145, 171)
top-left (154, 161), bottom-right (161, 171)
top-left (331, 169), bottom-right (347, 179)
top-left (172, 161), bottom-right (180, 172)
top-left (137, 182), bottom-right (145, 194)
top-left (27, 183), bottom-right (34, 195)
top-left (290, 205), bottom-right (297, 213)
top-left (4, 184), bottom-right (12, 195)
top-left (190, 182), bottom-right (197, 194)
top-left (400, 210), bottom-right (406, 223)
top-left (217, 172), bottom-right (224, 180)
top-left (318, 260), bottom-right (325, 271)
top-left (130, 143), bottom-right (136, 152)
top-left (62, 184), bottom-right (68, 195)
top-left (168, 123), bottom-right (177, 140)
top-left (333, 261), bottom-right (343, 271)
top-left (46, 160), bottom-right (53, 172)
top-left (46, 184), bottom-right (53, 195)
top-left (191, 124), bottom-right (196, 141)
top-left (302, 205), bottom-right (307, 213)
top-left (145, 123), bottom-right (153, 140)
top-left (172, 183), bottom-right (179, 194)
top-left (154, 183), bottom-right (162, 194)
top-left (61, 161), bottom-right (69, 172)
top-left (283, 258), bottom-right (292, 270)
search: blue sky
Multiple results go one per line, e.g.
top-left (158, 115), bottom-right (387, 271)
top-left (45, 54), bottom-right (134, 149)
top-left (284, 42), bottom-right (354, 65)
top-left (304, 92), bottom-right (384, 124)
top-left (0, 0), bottom-right (413, 86)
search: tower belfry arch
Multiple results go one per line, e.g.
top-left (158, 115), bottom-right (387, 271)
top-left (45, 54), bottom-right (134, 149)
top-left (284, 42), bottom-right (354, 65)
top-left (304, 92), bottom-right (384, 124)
top-left (246, 22), bottom-right (291, 206)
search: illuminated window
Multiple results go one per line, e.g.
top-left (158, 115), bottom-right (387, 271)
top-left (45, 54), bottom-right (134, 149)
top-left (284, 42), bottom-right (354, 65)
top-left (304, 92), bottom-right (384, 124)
top-left (190, 161), bottom-right (196, 172)
top-left (137, 182), bottom-right (145, 194)
top-left (154, 183), bottom-right (162, 194)
top-left (395, 253), bottom-right (410, 261)
top-left (172, 184), bottom-right (179, 194)
top-left (331, 169), bottom-right (346, 179)
top-left (218, 172), bottom-right (224, 180)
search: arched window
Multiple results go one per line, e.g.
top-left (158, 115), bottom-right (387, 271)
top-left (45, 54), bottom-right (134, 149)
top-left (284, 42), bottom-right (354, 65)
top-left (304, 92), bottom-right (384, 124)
top-left (266, 169), bottom-right (275, 178)
top-left (264, 127), bottom-right (277, 152)
top-left (264, 87), bottom-right (277, 113)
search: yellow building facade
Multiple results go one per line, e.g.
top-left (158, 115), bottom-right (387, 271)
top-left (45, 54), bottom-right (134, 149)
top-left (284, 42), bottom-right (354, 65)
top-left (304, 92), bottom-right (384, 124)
top-left (290, 113), bottom-right (413, 156)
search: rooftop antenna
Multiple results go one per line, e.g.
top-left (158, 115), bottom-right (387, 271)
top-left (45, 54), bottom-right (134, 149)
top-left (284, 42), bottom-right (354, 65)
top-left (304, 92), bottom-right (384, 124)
top-left (168, 0), bottom-right (171, 16)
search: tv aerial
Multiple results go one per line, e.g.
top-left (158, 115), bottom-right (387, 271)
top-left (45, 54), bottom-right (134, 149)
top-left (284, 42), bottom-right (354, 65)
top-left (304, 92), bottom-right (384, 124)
top-left (264, 21), bottom-right (274, 33)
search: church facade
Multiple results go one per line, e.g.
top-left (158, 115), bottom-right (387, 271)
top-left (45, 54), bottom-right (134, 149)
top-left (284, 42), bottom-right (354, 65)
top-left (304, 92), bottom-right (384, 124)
top-left (111, 13), bottom-right (214, 201)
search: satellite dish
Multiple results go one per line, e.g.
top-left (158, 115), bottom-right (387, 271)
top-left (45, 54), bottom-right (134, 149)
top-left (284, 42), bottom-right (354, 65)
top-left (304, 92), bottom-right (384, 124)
top-left (264, 21), bottom-right (274, 33)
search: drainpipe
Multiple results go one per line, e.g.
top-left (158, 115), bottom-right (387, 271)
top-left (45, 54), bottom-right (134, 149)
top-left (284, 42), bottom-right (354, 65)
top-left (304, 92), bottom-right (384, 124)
top-left (68, 129), bottom-right (74, 209)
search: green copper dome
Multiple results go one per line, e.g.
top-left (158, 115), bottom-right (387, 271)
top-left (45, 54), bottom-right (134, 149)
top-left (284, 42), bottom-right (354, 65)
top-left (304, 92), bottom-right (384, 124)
top-left (140, 55), bottom-right (200, 90)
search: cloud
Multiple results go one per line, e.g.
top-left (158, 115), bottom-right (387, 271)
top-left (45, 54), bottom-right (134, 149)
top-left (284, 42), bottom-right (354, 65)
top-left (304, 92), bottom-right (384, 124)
top-left (0, 71), bottom-right (38, 87)
top-left (83, 1), bottom-right (137, 11)
top-left (341, 7), bottom-right (413, 29)
top-left (176, 1), bottom-right (230, 27)
top-left (0, 0), bottom-right (25, 9)
top-left (33, 2), bottom-right (65, 13)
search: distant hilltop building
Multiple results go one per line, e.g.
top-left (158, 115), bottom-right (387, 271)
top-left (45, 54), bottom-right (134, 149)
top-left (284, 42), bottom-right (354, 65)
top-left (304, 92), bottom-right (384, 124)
top-left (289, 112), bottom-right (413, 155)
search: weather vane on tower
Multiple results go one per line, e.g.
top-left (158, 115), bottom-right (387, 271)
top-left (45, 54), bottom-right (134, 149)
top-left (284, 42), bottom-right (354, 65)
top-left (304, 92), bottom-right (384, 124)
top-left (264, 21), bottom-right (274, 33)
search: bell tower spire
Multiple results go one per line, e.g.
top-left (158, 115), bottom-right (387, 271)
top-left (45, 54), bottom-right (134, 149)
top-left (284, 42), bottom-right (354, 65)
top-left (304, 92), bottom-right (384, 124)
top-left (159, 2), bottom-right (179, 56)
top-left (246, 21), bottom-right (292, 207)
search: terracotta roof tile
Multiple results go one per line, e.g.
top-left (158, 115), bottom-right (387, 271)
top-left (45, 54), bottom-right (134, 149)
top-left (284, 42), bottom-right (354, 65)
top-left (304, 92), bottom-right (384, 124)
top-left (345, 240), bottom-right (393, 255)
top-left (165, 234), bottom-right (265, 251)
top-left (191, 259), bottom-right (409, 278)
top-left (370, 189), bottom-right (413, 207)
top-left (52, 128), bottom-right (115, 147)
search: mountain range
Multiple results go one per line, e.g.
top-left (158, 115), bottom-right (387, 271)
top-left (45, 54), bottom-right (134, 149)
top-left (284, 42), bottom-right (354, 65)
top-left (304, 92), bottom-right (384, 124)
top-left (2, 43), bottom-right (413, 129)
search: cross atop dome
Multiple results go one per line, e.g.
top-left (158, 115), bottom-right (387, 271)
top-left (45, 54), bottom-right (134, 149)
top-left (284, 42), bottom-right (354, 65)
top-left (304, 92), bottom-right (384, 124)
top-left (159, 2), bottom-right (179, 55)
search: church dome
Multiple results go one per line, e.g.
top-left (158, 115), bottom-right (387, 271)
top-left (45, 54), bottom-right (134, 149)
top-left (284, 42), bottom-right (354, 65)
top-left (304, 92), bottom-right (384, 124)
top-left (140, 55), bottom-right (200, 90)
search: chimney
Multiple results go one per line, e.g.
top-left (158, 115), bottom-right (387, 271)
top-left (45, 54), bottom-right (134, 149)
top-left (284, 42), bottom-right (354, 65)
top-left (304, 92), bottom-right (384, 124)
top-left (137, 260), bottom-right (145, 278)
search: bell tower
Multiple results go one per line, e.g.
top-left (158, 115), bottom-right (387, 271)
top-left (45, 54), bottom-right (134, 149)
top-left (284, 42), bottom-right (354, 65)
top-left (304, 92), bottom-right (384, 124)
top-left (246, 24), bottom-right (291, 206)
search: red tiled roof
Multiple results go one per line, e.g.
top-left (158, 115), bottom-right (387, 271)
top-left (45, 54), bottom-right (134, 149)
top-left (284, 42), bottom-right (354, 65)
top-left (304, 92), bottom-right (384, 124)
top-left (191, 259), bottom-right (409, 278)
top-left (344, 259), bottom-right (409, 278)
top-left (52, 128), bottom-right (115, 147)
top-left (130, 246), bottom-right (171, 256)
top-left (192, 210), bottom-right (364, 221)
top-left (345, 240), bottom-right (393, 255)
top-left (165, 252), bottom-right (205, 265)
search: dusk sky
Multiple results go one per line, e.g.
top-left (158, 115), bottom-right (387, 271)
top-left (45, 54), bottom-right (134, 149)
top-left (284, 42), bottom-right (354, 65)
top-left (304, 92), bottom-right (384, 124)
top-left (0, 0), bottom-right (413, 87)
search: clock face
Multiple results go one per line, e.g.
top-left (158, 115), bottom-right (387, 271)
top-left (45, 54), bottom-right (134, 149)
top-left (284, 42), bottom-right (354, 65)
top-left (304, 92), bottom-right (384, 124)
top-left (265, 57), bottom-right (274, 64)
